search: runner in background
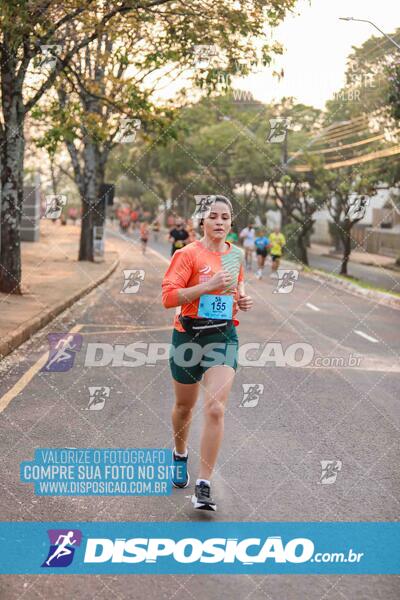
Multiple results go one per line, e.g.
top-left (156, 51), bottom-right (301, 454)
top-left (152, 218), bottom-right (160, 243)
top-left (167, 214), bottom-right (175, 229)
top-left (130, 209), bottom-right (138, 231)
top-left (254, 229), bottom-right (270, 280)
top-left (269, 226), bottom-right (286, 277)
top-left (139, 221), bottom-right (149, 254)
top-left (226, 226), bottom-right (239, 245)
top-left (169, 217), bottom-right (189, 255)
top-left (239, 223), bottom-right (256, 270)
top-left (68, 206), bottom-right (78, 225)
top-left (119, 208), bottom-right (130, 234)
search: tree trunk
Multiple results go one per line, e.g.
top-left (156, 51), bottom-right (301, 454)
top-left (78, 141), bottom-right (103, 261)
top-left (297, 232), bottom-right (309, 266)
top-left (0, 45), bottom-right (25, 294)
top-left (340, 222), bottom-right (352, 275)
top-left (280, 204), bottom-right (291, 228)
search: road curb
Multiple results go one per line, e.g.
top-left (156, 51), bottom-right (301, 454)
top-left (302, 267), bottom-right (400, 311)
top-left (0, 255), bottom-right (119, 360)
top-left (319, 252), bottom-right (399, 272)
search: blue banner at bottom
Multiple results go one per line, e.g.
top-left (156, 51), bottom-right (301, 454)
top-left (0, 522), bottom-right (398, 574)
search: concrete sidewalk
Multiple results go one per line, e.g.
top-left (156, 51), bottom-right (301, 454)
top-left (310, 242), bottom-right (399, 269)
top-left (0, 221), bottom-right (119, 359)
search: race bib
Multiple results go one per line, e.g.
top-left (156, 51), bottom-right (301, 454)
top-left (198, 294), bottom-right (233, 319)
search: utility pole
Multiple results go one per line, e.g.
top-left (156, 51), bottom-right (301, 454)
top-left (280, 120), bottom-right (289, 228)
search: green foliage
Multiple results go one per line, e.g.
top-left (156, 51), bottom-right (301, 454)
top-left (387, 63), bottom-right (400, 121)
top-left (282, 222), bottom-right (303, 262)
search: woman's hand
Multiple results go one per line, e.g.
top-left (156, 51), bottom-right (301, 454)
top-left (206, 270), bottom-right (233, 293)
top-left (237, 293), bottom-right (253, 311)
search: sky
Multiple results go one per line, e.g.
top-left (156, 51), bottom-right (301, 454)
top-left (236, 0), bottom-right (400, 108)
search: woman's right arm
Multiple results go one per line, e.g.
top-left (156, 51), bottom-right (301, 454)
top-left (162, 252), bottom-right (232, 309)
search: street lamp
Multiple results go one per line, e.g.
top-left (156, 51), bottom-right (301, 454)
top-left (339, 17), bottom-right (400, 51)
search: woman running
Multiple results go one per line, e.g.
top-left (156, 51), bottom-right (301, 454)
top-left (239, 223), bottom-right (256, 270)
top-left (139, 221), bottom-right (149, 254)
top-left (162, 195), bottom-right (253, 511)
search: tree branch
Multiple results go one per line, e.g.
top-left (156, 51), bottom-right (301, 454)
top-left (24, 3), bottom-right (134, 114)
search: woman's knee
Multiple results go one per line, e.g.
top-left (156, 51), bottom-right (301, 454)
top-left (204, 398), bottom-right (225, 423)
top-left (174, 401), bottom-right (194, 419)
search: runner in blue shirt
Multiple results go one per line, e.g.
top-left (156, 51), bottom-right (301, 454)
top-left (254, 229), bottom-right (270, 279)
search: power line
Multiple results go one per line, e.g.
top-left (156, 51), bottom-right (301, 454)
top-left (292, 144), bottom-right (400, 172)
top-left (293, 130), bottom-right (399, 155)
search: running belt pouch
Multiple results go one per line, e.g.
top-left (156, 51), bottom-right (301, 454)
top-left (178, 314), bottom-right (232, 337)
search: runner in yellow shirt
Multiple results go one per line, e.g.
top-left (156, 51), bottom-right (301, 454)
top-left (269, 226), bottom-right (286, 277)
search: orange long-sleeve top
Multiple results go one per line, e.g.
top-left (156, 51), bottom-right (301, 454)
top-left (161, 240), bottom-right (245, 332)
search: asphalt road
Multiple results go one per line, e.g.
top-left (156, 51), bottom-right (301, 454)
top-left (0, 228), bottom-right (399, 599)
top-left (308, 251), bottom-right (400, 293)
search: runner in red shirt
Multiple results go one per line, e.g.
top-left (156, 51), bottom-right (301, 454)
top-left (139, 221), bottom-right (149, 254)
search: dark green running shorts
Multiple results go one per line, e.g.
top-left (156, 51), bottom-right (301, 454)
top-left (169, 325), bottom-right (239, 384)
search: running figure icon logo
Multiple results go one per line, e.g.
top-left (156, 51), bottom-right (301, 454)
top-left (240, 384), bottom-right (264, 408)
top-left (44, 194), bottom-right (67, 219)
top-left (86, 386), bottom-right (110, 410)
top-left (192, 45), bottom-right (220, 69)
top-left (267, 117), bottom-right (292, 143)
top-left (319, 460), bottom-right (342, 484)
top-left (38, 45), bottom-right (62, 71)
top-left (273, 270), bottom-right (299, 294)
top-left (42, 333), bottom-right (83, 372)
top-left (346, 196), bottom-right (369, 220)
top-left (120, 269), bottom-right (145, 294)
top-left (193, 195), bottom-right (217, 220)
top-left (42, 529), bottom-right (82, 568)
top-left (115, 117), bottom-right (141, 144)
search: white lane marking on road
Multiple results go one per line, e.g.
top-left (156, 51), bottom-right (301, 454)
top-left (80, 326), bottom-right (173, 335)
top-left (0, 324), bottom-right (83, 414)
top-left (354, 330), bottom-right (379, 343)
top-left (145, 245), bottom-right (170, 264)
top-left (306, 302), bottom-right (320, 312)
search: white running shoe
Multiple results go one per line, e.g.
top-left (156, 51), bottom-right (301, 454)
top-left (191, 481), bottom-right (217, 511)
